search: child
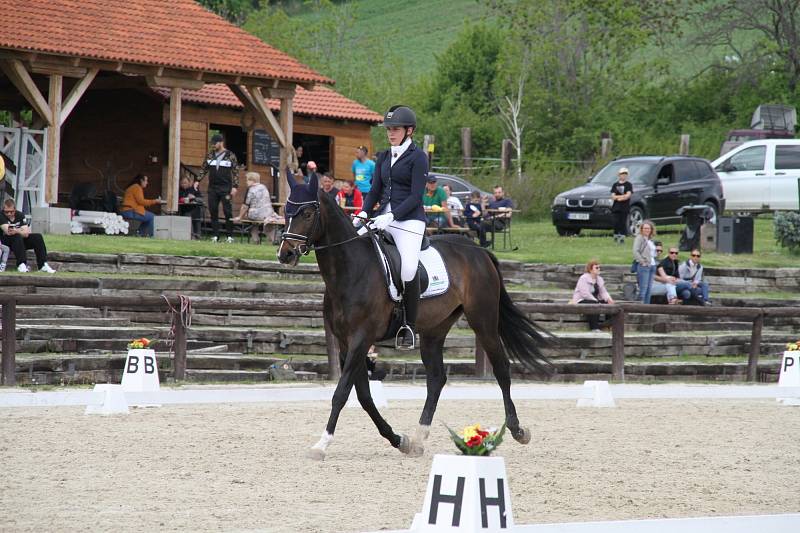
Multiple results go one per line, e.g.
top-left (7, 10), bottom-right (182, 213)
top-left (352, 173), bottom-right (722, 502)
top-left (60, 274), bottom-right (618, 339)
top-left (0, 242), bottom-right (9, 272)
top-left (610, 167), bottom-right (633, 244)
top-left (465, 190), bottom-right (489, 247)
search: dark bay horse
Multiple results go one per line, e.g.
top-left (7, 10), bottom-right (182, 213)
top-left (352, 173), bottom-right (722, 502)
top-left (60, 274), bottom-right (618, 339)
top-left (278, 184), bottom-right (552, 460)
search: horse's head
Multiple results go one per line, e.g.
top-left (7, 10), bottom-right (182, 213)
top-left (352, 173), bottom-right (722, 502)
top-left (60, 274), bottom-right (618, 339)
top-left (278, 171), bottom-right (322, 265)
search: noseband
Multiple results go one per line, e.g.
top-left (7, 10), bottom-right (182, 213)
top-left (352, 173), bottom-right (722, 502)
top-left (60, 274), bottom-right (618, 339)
top-left (281, 200), bottom-right (320, 255)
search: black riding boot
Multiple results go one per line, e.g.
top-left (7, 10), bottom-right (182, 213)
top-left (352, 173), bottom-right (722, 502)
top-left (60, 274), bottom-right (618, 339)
top-left (397, 274), bottom-right (420, 350)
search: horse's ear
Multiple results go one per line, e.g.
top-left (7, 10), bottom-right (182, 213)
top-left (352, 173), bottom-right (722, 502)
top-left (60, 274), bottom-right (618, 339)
top-left (307, 171), bottom-right (318, 192)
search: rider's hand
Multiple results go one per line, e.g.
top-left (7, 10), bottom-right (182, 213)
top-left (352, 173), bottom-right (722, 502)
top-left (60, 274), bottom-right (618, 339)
top-left (352, 211), bottom-right (368, 228)
top-left (371, 212), bottom-right (394, 230)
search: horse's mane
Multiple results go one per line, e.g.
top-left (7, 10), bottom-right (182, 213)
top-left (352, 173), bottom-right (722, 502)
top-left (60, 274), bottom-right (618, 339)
top-left (318, 188), bottom-right (358, 237)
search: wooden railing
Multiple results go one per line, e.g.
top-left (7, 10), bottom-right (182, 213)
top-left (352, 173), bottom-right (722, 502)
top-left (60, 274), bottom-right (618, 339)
top-left (1, 295), bottom-right (798, 386)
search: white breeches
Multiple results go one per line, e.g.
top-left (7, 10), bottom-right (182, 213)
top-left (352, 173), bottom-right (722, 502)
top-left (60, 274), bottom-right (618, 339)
top-left (382, 207), bottom-right (425, 282)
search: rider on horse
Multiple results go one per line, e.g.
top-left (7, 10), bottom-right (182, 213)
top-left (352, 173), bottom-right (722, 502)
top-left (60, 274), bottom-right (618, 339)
top-left (355, 105), bottom-right (428, 350)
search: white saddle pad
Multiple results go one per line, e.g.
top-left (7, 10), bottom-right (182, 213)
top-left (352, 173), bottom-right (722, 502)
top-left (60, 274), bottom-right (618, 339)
top-left (375, 244), bottom-right (450, 302)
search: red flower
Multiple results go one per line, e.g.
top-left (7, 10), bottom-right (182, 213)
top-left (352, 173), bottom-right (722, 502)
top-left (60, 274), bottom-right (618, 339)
top-left (466, 435), bottom-right (483, 447)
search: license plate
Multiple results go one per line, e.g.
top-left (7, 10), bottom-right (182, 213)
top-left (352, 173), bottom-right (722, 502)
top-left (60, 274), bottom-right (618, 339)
top-left (567, 212), bottom-right (590, 220)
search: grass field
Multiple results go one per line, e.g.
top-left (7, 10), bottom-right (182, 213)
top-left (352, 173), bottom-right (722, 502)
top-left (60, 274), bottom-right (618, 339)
top-left (40, 216), bottom-right (795, 269)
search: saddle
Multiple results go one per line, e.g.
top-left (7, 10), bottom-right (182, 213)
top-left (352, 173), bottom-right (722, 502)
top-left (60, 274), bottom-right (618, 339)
top-left (374, 232), bottom-right (431, 296)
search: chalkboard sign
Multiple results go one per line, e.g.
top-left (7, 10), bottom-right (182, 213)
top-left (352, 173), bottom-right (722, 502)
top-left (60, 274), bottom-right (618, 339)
top-left (252, 129), bottom-right (281, 168)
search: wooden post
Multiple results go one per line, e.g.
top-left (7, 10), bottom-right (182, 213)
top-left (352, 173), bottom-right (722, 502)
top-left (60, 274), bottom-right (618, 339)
top-left (173, 313), bottom-right (187, 381)
top-left (611, 310), bottom-right (625, 381)
top-left (165, 87), bottom-right (182, 213)
top-left (324, 322), bottom-right (340, 381)
top-left (474, 338), bottom-right (491, 378)
top-left (679, 134), bottom-right (690, 155)
top-left (423, 134), bottom-right (435, 167)
top-left (600, 133), bottom-right (612, 160)
top-left (501, 139), bottom-right (512, 175)
top-left (461, 127), bottom-right (472, 175)
top-left (2, 298), bottom-right (17, 386)
top-left (747, 312), bottom-right (763, 382)
top-left (279, 96), bottom-right (294, 204)
top-left (45, 74), bottom-right (63, 205)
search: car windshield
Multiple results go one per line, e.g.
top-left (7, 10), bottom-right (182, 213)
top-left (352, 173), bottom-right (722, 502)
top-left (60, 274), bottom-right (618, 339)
top-left (591, 162), bottom-right (656, 186)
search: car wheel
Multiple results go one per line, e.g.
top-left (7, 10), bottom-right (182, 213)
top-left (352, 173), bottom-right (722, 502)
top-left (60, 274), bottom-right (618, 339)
top-left (703, 201), bottom-right (718, 225)
top-left (556, 226), bottom-right (581, 236)
top-left (627, 206), bottom-right (645, 235)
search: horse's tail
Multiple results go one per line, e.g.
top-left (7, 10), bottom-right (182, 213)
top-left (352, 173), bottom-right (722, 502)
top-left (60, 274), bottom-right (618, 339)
top-left (487, 251), bottom-right (556, 377)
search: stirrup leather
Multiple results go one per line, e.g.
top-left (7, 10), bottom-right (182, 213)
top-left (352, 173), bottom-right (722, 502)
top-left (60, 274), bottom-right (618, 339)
top-left (395, 324), bottom-right (416, 350)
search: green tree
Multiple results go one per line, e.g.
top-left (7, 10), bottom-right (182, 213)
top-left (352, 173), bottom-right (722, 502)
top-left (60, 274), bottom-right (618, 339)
top-left (197, 0), bottom-right (259, 25)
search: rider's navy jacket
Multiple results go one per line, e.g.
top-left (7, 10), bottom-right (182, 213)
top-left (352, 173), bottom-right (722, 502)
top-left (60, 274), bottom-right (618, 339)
top-left (363, 142), bottom-right (428, 223)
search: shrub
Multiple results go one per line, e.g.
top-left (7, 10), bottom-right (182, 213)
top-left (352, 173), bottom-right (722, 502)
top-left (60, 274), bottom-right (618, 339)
top-left (774, 212), bottom-right (800, 254)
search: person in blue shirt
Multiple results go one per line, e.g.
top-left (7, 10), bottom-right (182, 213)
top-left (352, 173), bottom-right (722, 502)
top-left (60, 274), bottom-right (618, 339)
top-left (480, 185), bottom-right (514, 245)
top-left (355, 105), bottom-right (427, 350)
top-left (352, 145), bottom-right (376, 194)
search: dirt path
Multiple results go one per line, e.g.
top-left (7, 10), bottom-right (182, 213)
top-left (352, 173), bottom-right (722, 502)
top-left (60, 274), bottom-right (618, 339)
top-left (1, 398), bottom-right (799, 532)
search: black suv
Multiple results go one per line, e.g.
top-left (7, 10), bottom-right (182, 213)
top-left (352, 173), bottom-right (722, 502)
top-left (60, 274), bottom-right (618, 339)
top-left (551, 156), bottom-right (725, 236)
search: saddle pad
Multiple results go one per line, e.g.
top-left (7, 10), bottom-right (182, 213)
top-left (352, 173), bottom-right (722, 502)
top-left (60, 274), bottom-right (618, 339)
top-left (375, 242), bottom-right (450, 302)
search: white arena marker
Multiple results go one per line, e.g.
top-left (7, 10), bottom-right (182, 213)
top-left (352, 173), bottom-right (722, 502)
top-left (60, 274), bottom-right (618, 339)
top-left (777, 351), bottom-right (800, 406)
top-left (120, 348), bottom-right (161, 407)
top-left (408, 454), bottom-right (514, 532)
top-left (576, 380), bottom-right (615, 408)
top-left (347, 380), bottom-right (388, 408)
top-left (85, 384), bottom-right (128, 415)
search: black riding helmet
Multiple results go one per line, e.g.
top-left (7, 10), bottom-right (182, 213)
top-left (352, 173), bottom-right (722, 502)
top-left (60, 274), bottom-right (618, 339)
top-left (382, 105), bottom-right (417, 128)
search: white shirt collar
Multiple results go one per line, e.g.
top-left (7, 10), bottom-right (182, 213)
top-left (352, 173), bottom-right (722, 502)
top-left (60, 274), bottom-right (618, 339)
top-left (390, 138), bottom-right (412, 165)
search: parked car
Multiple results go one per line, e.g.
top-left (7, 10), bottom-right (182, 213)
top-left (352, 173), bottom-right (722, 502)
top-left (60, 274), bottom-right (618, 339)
top-left (427, 172), bottom-right (490, 204)
top-left (719, 129), bottom-right (794, 157)
top-left (711, 139), bottom-right (800, 213)
top-left (551, 156), bottom-right (725, 236)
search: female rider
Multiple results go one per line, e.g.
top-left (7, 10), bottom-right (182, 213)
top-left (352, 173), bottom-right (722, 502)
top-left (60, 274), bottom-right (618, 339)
top-left (356, 105), bottom-right (428, 349)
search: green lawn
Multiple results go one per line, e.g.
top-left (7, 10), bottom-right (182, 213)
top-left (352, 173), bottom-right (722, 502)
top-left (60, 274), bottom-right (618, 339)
top-left (42, 216), bottom-right (796, 269)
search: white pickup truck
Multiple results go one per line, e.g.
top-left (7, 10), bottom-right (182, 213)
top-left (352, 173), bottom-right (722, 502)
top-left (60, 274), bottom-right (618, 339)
top-left (711, 139), bottom-right (800, 212)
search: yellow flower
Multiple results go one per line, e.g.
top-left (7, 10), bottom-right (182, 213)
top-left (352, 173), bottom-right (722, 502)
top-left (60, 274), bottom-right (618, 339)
top-left (462, 424), bottom-right (483, 440)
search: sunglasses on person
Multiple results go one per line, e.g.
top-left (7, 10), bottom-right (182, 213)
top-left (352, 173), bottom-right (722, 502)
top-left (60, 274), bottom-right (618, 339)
top-left (669, 251), bottom-right (679, 255)
top-left (691, 253), bottom-right (701, 257)
top-left (655, 248), bottom-right (663, 253)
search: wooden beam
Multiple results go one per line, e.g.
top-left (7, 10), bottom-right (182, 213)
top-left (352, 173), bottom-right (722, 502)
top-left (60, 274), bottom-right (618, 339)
top-left (28, 60), bottom-right (88, 78)
top-left (166, 87), bottom-right (182, 213)
top-left (0, 59), bottom-right (53, 126)
top-left (265, 87), bottom-right (296, 100)
top-left (146, 75), bottom-right (204, 90)
top-left (279, 95), bottom-right (293, 203)
top-left (60, 68), bottom-right (98, 125)
top-left (229, 84), bottom-right (284, 145)
top-left (247, 86), bottom-right (286, 147)
top-left (45, 74), bottom-right (63, 204)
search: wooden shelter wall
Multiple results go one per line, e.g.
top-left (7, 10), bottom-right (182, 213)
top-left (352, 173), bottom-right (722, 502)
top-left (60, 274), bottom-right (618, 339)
top-left (61, 89), bottom-right (164, 202)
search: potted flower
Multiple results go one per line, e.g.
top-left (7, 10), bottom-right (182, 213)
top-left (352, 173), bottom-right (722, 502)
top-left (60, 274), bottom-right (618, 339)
top-left (127, 337), bottom-right (151, 350)
top-left (445, 422), bottom-right (506, 456)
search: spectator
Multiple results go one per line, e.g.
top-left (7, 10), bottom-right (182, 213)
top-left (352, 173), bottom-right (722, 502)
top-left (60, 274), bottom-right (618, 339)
top-left (610, 167), bottom-right (633, 244)
top-left (178, 175), bottom-right (203, 239)
top-left (442, 184), bottom-right (464, 227)
top-left (480, 185), bottom-right (514, 244)
top-left (320, 173), bottom-right (339, 202)
top-left (632, 219), bottom-right (657, 304)
top-left (195, 133), bottom-right (238, 243)
top-left (465, 190), bottom-right (489, 247)
top-left (287, 144), bottom-right (303, 176)
top-left (121, 174), bottom-right (163, 238)
top-left (652, 244), bottom-right (693, 304)
top-left (0, 198), bottom-right (55, 273)
top-left (0, 154), bottom-right (14, 203)
top-left (678, 248), bottom-right (712, 305)
top-left (336, 180), bottom-right (363, 211)
top-left (422, 175), bottom-right (449, 228)
top-left (0, 241), bottom-right (9, 272)
top-left (352, 145), bottom-right (376, 195)
top-left (234, 171), bottom-right (282, 245)
top-left (570, 260), bottom-right (614, 332)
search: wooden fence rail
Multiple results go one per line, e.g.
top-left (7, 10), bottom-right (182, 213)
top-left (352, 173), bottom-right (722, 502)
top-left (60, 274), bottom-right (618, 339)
top-left (1, 295), bottom-right (798, 386)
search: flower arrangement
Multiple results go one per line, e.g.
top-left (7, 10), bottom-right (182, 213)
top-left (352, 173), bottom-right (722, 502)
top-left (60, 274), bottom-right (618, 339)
top-left (445, 422), bottom-right (506, 456)
top-left (787, 340), bottom-right (800, 351)
top-left (128, 337), bottom-right (151, 350)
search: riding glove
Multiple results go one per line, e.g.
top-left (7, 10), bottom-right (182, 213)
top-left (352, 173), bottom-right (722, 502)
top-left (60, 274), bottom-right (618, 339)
top-left (352, 211), bottom-right (368, 228)
top-left (371, 212), bottom-right (394, 230)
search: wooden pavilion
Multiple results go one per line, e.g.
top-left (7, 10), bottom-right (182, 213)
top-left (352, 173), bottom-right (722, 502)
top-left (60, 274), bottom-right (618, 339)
top-left (0, 0), bottom-right (381, 214)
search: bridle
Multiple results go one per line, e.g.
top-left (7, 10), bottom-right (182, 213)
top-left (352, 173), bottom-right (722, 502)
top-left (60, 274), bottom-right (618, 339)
top-left (280, 200), bottom-right (367, 255)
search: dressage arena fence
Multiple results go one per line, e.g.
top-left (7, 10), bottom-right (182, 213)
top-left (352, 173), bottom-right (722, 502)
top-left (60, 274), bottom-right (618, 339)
top-left (1, 294), bottom-right (799, 386)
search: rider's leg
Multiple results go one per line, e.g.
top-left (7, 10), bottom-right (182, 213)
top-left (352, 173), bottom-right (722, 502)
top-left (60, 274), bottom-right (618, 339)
top-left (385, 218), bottom-right (425, 349)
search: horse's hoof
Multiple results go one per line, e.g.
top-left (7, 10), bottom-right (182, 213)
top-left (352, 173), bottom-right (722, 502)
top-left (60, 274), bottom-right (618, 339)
top-left (307, 447), bottom-right (326, 461)
top-left (512, 427), bottom-right (532, 445)
top-left (398, 434), bottom-right (414, 455)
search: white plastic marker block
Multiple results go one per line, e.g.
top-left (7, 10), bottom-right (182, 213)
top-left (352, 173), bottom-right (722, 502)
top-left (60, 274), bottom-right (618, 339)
top-left (120, 349), bottom-right (161, 406)
top-left (777, 351), bottom-right (800, 406)
top-left (410, 454), bottom-right (514, 532)
top-left (347, 380), bottom-right (388, 409)
top-left (576, 380), bottom-right (616, 408)
top-left (85, 384), bottom-right (129, 415)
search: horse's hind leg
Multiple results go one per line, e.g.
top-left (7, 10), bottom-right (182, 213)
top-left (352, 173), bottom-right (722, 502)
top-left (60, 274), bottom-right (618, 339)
top-left (464, 307), bottom-right (531, 444)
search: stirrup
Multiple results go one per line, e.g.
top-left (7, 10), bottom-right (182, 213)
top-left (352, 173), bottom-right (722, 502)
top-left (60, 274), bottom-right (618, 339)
top-left (395, 325), bottom-right (416, 350)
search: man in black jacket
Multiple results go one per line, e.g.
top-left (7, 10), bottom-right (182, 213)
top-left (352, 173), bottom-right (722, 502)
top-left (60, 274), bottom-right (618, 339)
top-left (195, 134), bottom-right (239, 243)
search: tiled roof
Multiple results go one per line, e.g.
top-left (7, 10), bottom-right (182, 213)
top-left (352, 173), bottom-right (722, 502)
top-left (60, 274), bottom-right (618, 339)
top-left (0, 0), bottom-right (331, 84)
top-left (153, 84), bottom-right (383, 124)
